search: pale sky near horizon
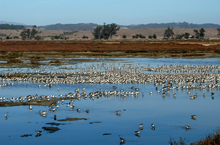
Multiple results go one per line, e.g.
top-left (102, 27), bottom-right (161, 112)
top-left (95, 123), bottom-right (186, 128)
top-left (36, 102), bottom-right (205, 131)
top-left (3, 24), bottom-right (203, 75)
top-left (1, 0), bottom-right (220, 26)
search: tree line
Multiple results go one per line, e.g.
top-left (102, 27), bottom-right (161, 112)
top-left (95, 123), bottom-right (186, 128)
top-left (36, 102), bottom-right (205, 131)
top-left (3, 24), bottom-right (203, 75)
top-left (0, 24), bottom-right (25, 30)
top-left (92, 24), bottom-right (220, 40)
top-left (163, 26), bottom-right (207, 39)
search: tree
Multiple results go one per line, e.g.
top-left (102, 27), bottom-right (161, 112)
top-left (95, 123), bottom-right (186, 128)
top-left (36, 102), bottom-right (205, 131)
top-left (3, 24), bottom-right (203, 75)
top-left (20, 30), bottom-right (27, 40)
top-left (35, 36), bottom-right (43, 40)
top-left (194, 28), bottom-right (205, 39)
top-left (175, 34), bottom-right (185, 39)
top-left (164, 26), bottom-right (174, 38)
top-left (25, 29), bottom-right (31, 38)
top-left (153, 34), bottom-right (157, 39)
top-left (82, 35), bottom-right (88, 39)
top-left (31, 25), bottom-right (38, 38)
top-left (217, 28), bottom-right (220, 38)
top-left (148, 35), bottom-right (152, 39)
top-left (122, 35), bottom-right (127, 39)
top-left (199, 28), bottom-right (205, 38)
top-left (184, 32), bottom-right (190, 39)
top-left (92, 25), bottom-right (103, 39)
top-left (92, 23), bottom-right (120, 39)
top-left (20, 25), bottom-right (39, 40)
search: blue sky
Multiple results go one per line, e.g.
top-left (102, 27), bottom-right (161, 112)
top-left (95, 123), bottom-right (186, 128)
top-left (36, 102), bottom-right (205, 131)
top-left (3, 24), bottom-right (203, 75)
top-left (1, 0), bottom-right (220, 26)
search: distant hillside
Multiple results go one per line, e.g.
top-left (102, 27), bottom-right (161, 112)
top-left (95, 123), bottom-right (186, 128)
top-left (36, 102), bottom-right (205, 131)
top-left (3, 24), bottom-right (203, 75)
top-left (1, 21), bottom-right (220, 30)
top-left (40, 23), bottom-right (98, 30)
top-left (0, 21), bottom-right (25, 25)
top-left (124, 22), bottom-right (220, 29)
top-left (0, 24), bottom-right (25, 30)
top-left (40, 22), bottom-right (220, 30)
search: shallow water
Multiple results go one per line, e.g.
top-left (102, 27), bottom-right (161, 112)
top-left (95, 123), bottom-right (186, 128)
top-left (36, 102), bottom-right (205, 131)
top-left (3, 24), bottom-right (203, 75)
top-left (0, 58), bottom-right (220, 145)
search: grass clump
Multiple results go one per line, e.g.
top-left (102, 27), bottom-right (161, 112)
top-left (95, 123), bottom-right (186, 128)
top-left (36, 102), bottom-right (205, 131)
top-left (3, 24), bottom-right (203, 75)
top-left (190, 132), bottom-right (220, 145)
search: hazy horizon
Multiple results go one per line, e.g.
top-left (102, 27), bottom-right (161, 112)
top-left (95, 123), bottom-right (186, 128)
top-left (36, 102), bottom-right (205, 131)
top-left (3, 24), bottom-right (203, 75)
top-left (1, 0), bottom-right (220, 26)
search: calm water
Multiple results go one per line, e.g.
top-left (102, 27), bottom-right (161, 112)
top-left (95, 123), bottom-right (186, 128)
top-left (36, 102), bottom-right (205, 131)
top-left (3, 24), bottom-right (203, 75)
top-left (0, 58), bottom-right (220, 145)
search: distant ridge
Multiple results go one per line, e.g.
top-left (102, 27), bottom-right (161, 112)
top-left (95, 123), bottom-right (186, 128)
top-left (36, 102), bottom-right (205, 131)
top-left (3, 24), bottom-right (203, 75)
top-left (40, 22), bottom-right (220, 30)
top-left (124, 22), bottom-right (220, 29)
top-left (1, 21), bottom-right (220, 30)
top-left (0, 21), bottom-right (25, 25)
top-left (40, 23), bottom-right (98, 30)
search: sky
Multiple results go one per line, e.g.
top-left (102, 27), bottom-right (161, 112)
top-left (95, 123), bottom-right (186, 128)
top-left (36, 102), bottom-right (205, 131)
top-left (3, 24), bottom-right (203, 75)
top-left (1, 0), bottom-right (220, 26)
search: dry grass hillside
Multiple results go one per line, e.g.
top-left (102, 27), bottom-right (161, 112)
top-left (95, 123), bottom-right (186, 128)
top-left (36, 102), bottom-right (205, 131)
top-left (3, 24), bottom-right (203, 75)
top-left (0, 28), bottom-right (219, 40)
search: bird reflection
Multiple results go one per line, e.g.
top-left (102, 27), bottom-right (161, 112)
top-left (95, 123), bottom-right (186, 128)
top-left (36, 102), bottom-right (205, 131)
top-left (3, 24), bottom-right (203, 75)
top-left (116, 113), bottom-right (121, 116)
top-left (35, 134), bottom-right (42, 137)
top-left (139, 127), bottom-right (143, 130)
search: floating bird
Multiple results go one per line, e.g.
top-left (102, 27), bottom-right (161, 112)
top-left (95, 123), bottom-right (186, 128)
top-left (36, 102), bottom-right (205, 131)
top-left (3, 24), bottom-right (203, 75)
top-left (86, 109), bottom-right (89, 113)
top-left (191, 115), bottom-right (196, 120)
top-left (139, 123), bottom-right (143, 128)
top-left (54, 115), bottom-right (57, 120)
top-left (29, 105), bottom-right (32, 110)
top-left (5, 113), bottom-right (8, 117)
top-left (116, 110), bottom-right (121, 113)
top-left (120, 137), bottom-right (125, 143)
top-left (191, 115), bottom-right (196, 118)
top-left (185, 125), bottom-right (190, 129)
top-left (135, 130), bottom-right (140, 134)
top-left (151, 123), bottom-right (155, 127)
top-left (35, 130), bottom-right (42, 134)
top-left (39, 111), bottom-right (47, 114)
top-left (77, 108), bottom-right (80, 112)
top-left (113, 86), bottom-right (117, 89)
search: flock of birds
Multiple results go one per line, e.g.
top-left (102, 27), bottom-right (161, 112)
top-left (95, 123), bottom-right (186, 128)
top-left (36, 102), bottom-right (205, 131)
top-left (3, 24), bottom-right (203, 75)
top-left (1, 62), bottom-right (220, 143)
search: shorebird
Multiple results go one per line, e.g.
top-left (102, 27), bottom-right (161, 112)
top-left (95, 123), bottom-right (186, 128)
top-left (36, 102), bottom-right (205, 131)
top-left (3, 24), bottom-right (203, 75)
top-left (191, 115), bottom-right (196, 118)
top-left (35, 130), bottom-right (42, 134)
top-left (185, 125), bottom-right (190, 129)
top-left (120, 137), bottom-right (125, 143)
top-left (135, 130), bottom-right (140, 134)
top-left (29, 105), bottom-right (32, 110)
top-left (191, 115), bottom-right (196, 120)
top-left (139, 123), bottom-right (143, 128)
top-left (39, 111), bottom-right (47, 114)
top-left (116, 110), bottom-right (121, 113)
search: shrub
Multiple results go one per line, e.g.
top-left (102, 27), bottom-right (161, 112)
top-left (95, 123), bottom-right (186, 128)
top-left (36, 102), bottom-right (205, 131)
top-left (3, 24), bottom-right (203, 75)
top-left (35, 36), bottom-right (43, 40)
top-left (122, 35), bottom-right (127, 38)
top-left (82, 35), bottom-right (89, 39)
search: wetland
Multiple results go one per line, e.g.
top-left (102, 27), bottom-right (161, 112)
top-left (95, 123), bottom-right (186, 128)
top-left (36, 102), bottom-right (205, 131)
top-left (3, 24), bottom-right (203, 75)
top-left (0, 40), bottom-right (220, 145)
